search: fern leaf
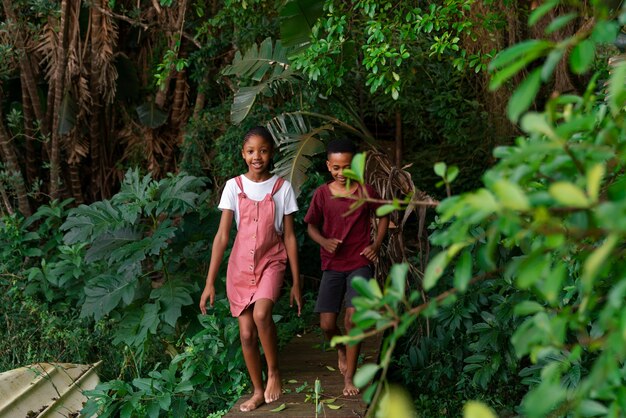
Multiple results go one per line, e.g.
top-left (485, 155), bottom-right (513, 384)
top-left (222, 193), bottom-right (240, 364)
top-left (268, 113), bottom-right (331, 196)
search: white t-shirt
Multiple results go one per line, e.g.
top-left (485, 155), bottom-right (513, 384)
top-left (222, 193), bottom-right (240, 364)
top-left (218, 175), bottom-right (298, 233)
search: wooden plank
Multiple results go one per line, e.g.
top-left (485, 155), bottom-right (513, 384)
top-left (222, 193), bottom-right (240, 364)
top-left (226, 329), bottom-right (381, 418)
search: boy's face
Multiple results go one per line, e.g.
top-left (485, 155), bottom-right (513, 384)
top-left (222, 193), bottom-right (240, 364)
top-left (326, 152), bottom-right (353, 186)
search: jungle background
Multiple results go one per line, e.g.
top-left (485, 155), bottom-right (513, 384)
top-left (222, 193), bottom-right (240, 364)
top-left (1, 0), bottom-right (625, 417)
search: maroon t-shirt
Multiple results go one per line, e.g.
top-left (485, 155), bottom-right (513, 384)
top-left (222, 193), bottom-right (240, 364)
top-left (304, 182), bottom-right (381, 272)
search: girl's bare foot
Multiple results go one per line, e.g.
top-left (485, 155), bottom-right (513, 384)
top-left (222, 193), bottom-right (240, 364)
top-left (337, 345), bottom-right (347, 375)
top-left (342, 377), bottom-right (360, 397)
top-left (240, 392), bottom-right (265, 412)
top-left (264, 373), bottom-right (282, 404)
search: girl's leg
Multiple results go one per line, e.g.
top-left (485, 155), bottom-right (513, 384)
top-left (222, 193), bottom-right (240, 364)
top-left (238, 308), bottom-right (265, 412)
top-left (342, 307), bottom-right (361, 396)
top-left (319, 311), bottom-right (347, 374)
top-left (252, 298), bottom-right (281, 404)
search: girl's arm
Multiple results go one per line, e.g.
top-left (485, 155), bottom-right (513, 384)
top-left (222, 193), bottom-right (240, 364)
top-left (284, 213), bottom-right (302, 316)
top-left (199, 210), bottom-right (233, 314)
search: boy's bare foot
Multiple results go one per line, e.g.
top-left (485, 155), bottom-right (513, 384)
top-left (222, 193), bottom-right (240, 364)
top-left (240, 392), bottom-right (265, 412)
top-left (342, 378), bottom-right (360, 397)
top-left (264, 373), bottom-right (282, 404)
top-left (337, 345), bottom-right (347, 375)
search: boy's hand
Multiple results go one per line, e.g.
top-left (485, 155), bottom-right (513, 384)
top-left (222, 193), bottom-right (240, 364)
top-left (360, 244), bottom-right (379, 262)
top-left (199, 284), bottom-right (215, 315)
top-left (290, 286), bottom-right (302, 316)
top-left (322, 238), bottom-right (343, 254)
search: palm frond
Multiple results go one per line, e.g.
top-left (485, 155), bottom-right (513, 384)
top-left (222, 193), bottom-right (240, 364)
top-left (267, 112), bottom-right (332, 197)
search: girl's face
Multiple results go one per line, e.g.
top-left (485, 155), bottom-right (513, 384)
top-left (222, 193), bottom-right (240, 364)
top-left (242, 135), bottom-right (273, 176)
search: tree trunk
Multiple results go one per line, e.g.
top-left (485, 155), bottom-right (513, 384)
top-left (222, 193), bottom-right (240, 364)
top-left (0, 106), bottom-right (32, 216)
top-left (20, 73), bottom-right (39, 186)
top-left (49, 0), bottom-right (72, 200)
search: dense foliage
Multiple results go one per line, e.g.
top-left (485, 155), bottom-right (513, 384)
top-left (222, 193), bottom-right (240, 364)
top-left (1, 0), bottom-right (625, 417)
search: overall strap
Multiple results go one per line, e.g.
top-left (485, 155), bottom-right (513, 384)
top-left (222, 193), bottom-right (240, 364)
top-left (270, 177), bottom-right (284, 196)
top-left (234, 175), bottom-right (245, 194)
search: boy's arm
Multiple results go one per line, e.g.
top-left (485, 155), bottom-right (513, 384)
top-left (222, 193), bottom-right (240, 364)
top-left (360, 215), bottom-right (390, 262)
top-left (307, 223), bottom-right (342, 253)
top-left (284, 214), bottom-right (302, 315)
top-left (199, 210), bottom-right (233, 314)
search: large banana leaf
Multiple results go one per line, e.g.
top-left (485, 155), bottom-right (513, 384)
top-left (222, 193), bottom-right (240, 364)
top-left (267, 113), bottom-right (331, 197)
top-left (280, 0), bottom-right (324, 53)
top-left (222, 38), bottom-right (298, 125)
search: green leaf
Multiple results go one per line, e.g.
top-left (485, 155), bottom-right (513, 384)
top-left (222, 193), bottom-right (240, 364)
top-left (586, 164), bottom-right (605, 203)
top-left (423, 251), bottom-right (450, 291)
top-left (389, 263), bottom-right (408, 296)
top-left (570, 40), bottom-right (595, 74)
top-left (541, 48), bottom-right (564, 81)
top-left (376, 204), bottom-right (397, 216)
top-left (81, 272), bottom-right (137, 320)
top-left (453, 251), bottom-right (472, 292)
top-left (464, 401), bottom-right (497, 418)
top-left (350, 152), bottom-right (367, 184)
top-left (151, 279), bottom-right (195, 327)
top-left (528, 1), bottom-right (558, 26)
top-left (493, 179), bottom-right (530, 211)
top-left (508, 69), bottom-right (542, 122)
top-left (280, 0), bottom-right (324, 52)
top-left (591, 21), bottom-right (619, 43)
top-left (581, 234), bottom-right (619, 292)
top-left (578, 400), bottom-right (608, 416)
top-left (327, 404), bottom-right (342, 410)
top-left (520, 112), bottom-right (555, 138)
top-left (514, 301), bottom-right (545, 316)
top-left (353, 364), bottom-right (379, 388)
top-left (608, 61), bottom-right (626, 116)
top-left (270, 403), bottom-right (286, 412)
top-left (549, 182), bottom-right (589, 208)
top-left (517, 253), bottom-right (550, 289)
top-left (545, 13), bottom-right (577, 35)
top-left (434, 162), bottom-right (447, 177)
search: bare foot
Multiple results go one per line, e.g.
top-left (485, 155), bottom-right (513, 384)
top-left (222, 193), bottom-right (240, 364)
top-left (337, 345), bottom-right (347, 375)
top-left (240, 392), bottom-right (265, 412)
top-left (264, 373), bottom-right (282, 404)
top-left (342, 377), bottom-right (360, 397)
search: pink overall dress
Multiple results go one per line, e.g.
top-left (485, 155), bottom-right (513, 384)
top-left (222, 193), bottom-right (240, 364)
top-left (226, 175), bottom-right (287, 317)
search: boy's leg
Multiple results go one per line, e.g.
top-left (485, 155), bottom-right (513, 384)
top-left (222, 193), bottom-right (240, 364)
top-left (342, 266), bottom-right (372, 396)
top-left (343, 306), bottom-right (361, 396)
top-left (237, 308), bottom-right (265, 412)
top-left (315, 270), bottom-right (348, 373)
top-left (252, 298), bottom-right (281, 404)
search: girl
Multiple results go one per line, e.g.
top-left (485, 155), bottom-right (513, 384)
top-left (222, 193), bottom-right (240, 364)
top-left (199, 126), bottom-right (302, 412)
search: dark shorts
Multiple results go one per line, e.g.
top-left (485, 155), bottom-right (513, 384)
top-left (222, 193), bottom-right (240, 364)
top-left (314, 266), bottom-right (372, 313)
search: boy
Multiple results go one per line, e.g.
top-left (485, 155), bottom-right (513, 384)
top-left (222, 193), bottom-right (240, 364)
top-left (304, 138), bottom-right (390, 396)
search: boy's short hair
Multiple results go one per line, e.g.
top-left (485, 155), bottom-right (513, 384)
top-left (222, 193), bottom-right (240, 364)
top-left (326, 138), bottom-right (357, 157)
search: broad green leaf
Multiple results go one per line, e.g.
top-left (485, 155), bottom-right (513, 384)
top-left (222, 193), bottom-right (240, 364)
top-left (541, 48), bottom-right (564, 81)
top-left (389, 263), bottom-right (408, 296)
top-left (520, 112), bottom-right (555, 138)
top-left (586, 164), bottom-right (605, 203)
top-left (493, 179), bottom-right (530, 211)
top-left (453, 251), bottom-right (472, 292)
top-left (434, 162), bottom-right (447, 177)
top-left (270, 403), bottom-right (286, 412)
top-left (151, 279), bottom-right (195, 327)
top-left (489, 40), bottom-right (551, 71)
top-left (327, 404), bottom-right (342, 410)
top-left (514, 301), bottom-right (545, 316)
top-left (280, 0), bottom-right (324, 52)
top-left (376, 204), bottom-right (397, 216)
top-left (464, 401), bottom-right (497, 418)
top-left (508, 68), bottom-right (543, 122)
top-left (591, 21), bottom-right (619, 43)
top-left (350, 152), bottom-right (367, 184)
top-left (517, 253), bottom-right (550, 288)
top-left (423, 251), bottom-right (450, 291)
top-left (582, 234), bottom-right (619, 292)
top-left (570, 40), bottom-right (595, 74)
top-left (81, 273), bottom-right (137, 320)
top-left (353, 364), bottom-right (379, 388)
top-left (549, 182), bottom-right (589, 208)
top-left (578, 400), bottom-right (608, 416)
top-left (368, 279), bottom-right (383, 299)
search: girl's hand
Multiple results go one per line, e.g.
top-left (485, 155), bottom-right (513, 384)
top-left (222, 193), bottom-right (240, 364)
top-left (199, 284), bottom-right (215, 315)
top-left (290, 286), bottom-right (302, 316)
top-left (322, 237), bottom-right (343, 254)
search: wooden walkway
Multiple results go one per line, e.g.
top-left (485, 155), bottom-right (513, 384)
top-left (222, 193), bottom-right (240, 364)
top-left (226, 328), bottom-right (381, 418)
